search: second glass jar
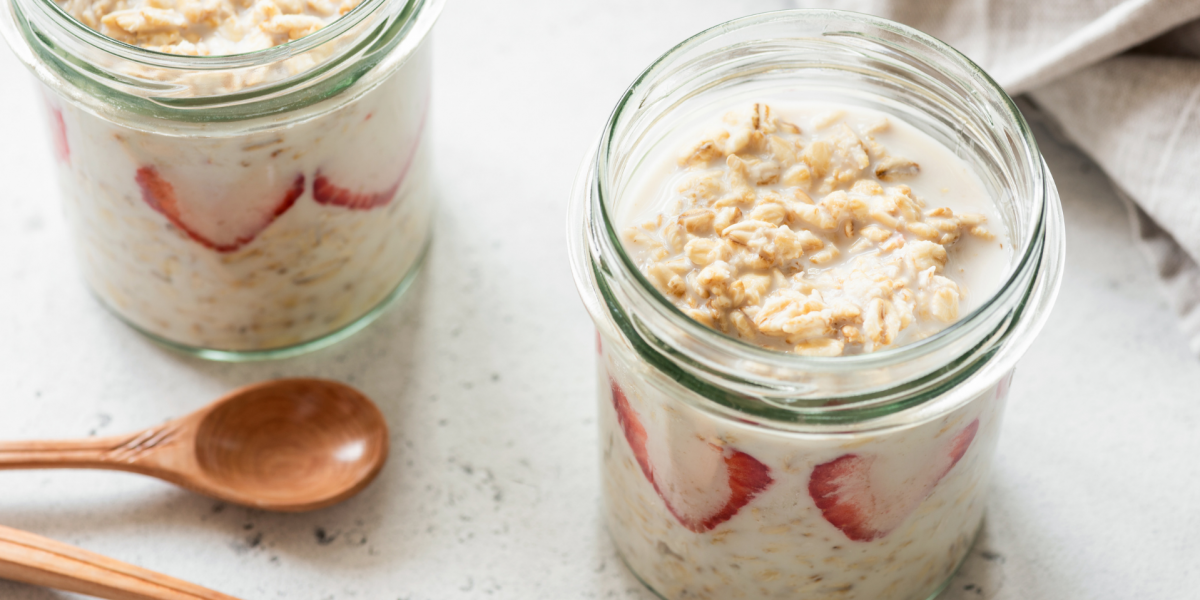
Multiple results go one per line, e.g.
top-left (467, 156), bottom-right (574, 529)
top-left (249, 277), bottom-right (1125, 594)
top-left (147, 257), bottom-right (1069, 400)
top-left (569, 9), bottom-right (1064, 600)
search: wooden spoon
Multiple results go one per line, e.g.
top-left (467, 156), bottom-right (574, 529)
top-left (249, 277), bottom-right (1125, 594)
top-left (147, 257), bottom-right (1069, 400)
top-left (0, 379), bottom-right (388, 512)
top-left (0, 524), bottom-right (240, 599)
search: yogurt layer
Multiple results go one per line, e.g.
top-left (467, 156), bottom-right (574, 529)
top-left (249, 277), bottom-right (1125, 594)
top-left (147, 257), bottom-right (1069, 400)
top-left (620, 103), bottom-right (1010, 355)
top-left (56, 0), bottom-right (361, 55)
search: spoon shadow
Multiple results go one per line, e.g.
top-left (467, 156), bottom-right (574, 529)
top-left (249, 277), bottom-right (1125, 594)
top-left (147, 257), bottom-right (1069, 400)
top-left (0, 580), bottom-right (71, 600)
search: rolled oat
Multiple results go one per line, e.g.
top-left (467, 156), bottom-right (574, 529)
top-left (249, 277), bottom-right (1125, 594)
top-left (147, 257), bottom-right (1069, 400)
top-left (622, 103), bottom-right (1009, 355)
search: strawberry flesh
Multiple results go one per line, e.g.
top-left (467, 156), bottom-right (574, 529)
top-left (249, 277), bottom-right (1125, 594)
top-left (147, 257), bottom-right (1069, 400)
top-left (808, 454), bottom-right (881, 541)
top-left (945, 419), bottom-right (979, 466)
top-left (611, 379), bottom-right (653, 484)
top-left (313, 98), bottom-right (428, 211)
top-left (691, 447), bottom-right (773, 532)
top-left (809, 419), bottom-right (980, 542)
top-left (610, 378), bottom-right (773, 533)
top-left (136, 166), bottom-right (304, 253)
top-left (313, 173), bottom-right (403, 210)
top-left (48, 107), bottom-right (69, 165)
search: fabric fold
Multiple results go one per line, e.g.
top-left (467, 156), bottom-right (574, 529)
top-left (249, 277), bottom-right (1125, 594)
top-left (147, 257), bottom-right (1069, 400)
top-left (790, 0), bottom-right (1200, 352)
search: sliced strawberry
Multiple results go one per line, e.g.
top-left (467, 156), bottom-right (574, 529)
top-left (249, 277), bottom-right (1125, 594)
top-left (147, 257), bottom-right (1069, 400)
top-left (945, 419), bottom-right (979, 465)
top-left (313, 93), bottom-right (429, 211)
top-left (136, 166), bottom-right (304, 253)
top-left (313, 173), bottom-right (403, 210)
top-left (610, 379), bottom-right (773, 532)
top-left (611, 379), bottom-right (652, 483)
top-left (809, 419), bottom-right (980, 542)
top-left (48, 107), bottom-right (70, 164)
top-left (693, 448), bottom-right (774, 532)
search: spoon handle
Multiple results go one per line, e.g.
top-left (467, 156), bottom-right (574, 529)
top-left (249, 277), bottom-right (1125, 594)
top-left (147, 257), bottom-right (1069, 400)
top-left (0, 525), bottom-right (240, 600)
top-left (0, 425), bottom-right (180, 472)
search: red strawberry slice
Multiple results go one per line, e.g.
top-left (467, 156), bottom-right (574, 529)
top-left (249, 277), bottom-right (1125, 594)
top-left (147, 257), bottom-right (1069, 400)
top-left (612, 380), bottom-right (652, 479)
top-left (313, 92), bottom-right (429, 211)
top-left (808, 419), bottom-right (980, 542)
top-left (610, 379), bottom-right (773, 532)
top-left (47, 107), bottom-right (69, 164)
top-left (313, 173), bottom-right (403, 210)
top-left (136, 166), bottom-right (304, 253)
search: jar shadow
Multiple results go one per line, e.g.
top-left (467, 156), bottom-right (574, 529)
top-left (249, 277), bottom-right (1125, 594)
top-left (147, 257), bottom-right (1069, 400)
top-left (940, 519), bottom-right (1008, 600)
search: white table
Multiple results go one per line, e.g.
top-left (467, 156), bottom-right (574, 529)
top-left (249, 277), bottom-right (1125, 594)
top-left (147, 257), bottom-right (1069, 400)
top-left (1, 1), bottom-right (1197, 598)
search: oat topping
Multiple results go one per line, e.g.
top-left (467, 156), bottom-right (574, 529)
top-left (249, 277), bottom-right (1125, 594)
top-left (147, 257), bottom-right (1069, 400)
top-left (624, 104), bottom-right (998, 355)
top-left (57, 0), bottom-right (361, 55)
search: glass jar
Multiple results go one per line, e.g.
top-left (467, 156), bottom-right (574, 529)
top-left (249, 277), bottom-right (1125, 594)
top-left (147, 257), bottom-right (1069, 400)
top-left (567, 10), bottom-right (1064, 600)
top-left (1, 0), bottom-right (443, 360)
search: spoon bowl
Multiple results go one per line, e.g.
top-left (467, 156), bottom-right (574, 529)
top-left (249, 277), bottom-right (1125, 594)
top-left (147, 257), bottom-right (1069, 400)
top-left (0, 378), bottom-right (390, 512)
top-left (193, 379), bottom-right (389, 511)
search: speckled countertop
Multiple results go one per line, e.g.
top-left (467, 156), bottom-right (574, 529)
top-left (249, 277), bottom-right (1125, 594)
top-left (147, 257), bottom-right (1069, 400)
top-left (0, 1), bottom-right (1197, 599)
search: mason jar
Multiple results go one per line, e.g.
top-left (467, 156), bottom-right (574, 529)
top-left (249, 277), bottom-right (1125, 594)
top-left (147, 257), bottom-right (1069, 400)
top-left (567, 10), bottom-right (1065, 600)
top-left (1, 0), bottom-right (443, 360)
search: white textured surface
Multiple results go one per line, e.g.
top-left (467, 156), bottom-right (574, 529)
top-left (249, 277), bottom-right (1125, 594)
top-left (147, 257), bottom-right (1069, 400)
top-left (0, 1), bottom-right (1197, 599)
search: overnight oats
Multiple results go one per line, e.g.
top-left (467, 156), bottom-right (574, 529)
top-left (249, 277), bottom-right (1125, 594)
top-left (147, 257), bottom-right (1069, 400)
top-left (622, 102), bottom-right (1009, 356)
top-left (2, 0), bottom-right (444, 358)
top-left (568, 11), bottom-right (1064, 600)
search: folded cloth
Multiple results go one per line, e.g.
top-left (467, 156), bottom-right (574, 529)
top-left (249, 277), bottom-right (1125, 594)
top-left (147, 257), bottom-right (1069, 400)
top-left (789, 0), bottom-right (1200, 353)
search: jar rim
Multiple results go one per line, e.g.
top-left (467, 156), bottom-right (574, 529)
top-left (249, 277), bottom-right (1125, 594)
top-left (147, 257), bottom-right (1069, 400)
top-left (14, 0), bottom-right (409, 66)
top-left (570, 9), bottom-right (1066, 423)
top-left (2, 0), bottom-right (442, 120)
top-left (601, 8), bottom-right (1043, 368)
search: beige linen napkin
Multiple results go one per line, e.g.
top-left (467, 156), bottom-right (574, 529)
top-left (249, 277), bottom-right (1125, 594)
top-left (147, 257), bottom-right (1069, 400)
top-left (790, 0), bottom-right (1200, 352)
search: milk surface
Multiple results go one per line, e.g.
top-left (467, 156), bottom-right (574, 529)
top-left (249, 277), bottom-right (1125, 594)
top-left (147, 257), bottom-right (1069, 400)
top-left (618, 102), bottom-right (1012, 354)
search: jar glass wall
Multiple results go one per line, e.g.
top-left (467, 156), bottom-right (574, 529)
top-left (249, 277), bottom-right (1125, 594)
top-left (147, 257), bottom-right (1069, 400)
top-left (568, 10), bottom-right (1064, 600)
top-left (1, 0), bottom-right (443, 360)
